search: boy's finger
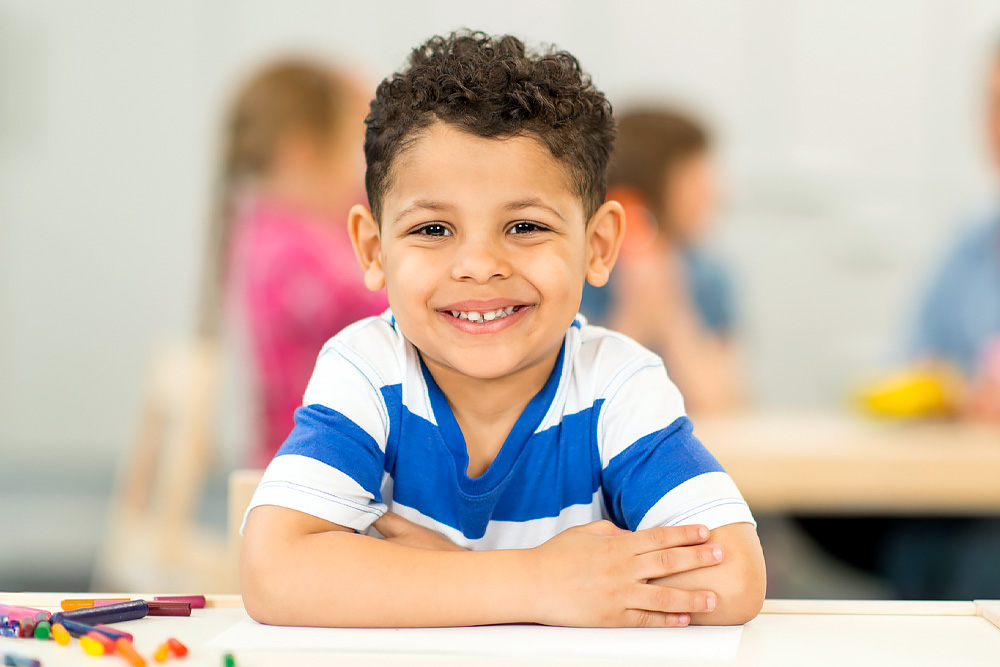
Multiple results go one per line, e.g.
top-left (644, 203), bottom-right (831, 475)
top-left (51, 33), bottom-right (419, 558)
top-left (622, 610), bottom-right (691, 628)
top-left (629, 524), bottom-right (709, 554)
top-left (633, 544), bottom-right (723, 580)
top-left (372, 512), bottom-right (409, 538)
top-left (631, 584), bottom-right (717, 615)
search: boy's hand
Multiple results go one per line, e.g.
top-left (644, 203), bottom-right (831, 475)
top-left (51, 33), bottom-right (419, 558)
top-left (529, 521), bottom-right (722, 627)
top-left (374, 512), bottom-right (467, 552)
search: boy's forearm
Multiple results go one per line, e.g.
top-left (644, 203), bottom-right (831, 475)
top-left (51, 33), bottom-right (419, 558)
top-left (648, 523), bottom-right (765, 625)
top-left (242, 508), bottom-right (538, 627)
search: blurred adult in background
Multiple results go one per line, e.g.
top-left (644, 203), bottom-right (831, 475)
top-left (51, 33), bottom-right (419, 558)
top-left (202, 59), bottom-right (387, 466)
top-left (880, 41), bottom-right (1000, 599)
top-left (909, 46), bottom-right (1000, 423)
top-left (803, 44), bottom-right (1000, 601)
top-left (581, 109), bottom-right (742, 413)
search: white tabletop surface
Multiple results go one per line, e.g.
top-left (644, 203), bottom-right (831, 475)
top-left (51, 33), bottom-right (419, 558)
top-left (2, 595), bottom-right (999, 666)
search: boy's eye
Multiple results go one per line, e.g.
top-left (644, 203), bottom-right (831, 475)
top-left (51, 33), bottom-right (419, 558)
top-left (509, 221), bottom-right (544, 235)
top-left (415, 223), bottom-right (451, 237)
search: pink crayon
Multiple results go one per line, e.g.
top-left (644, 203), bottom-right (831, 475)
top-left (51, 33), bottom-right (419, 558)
top-left (0, 604), bottom-right (51, 622)
top-left (154, 595), bottom-right (206, 609)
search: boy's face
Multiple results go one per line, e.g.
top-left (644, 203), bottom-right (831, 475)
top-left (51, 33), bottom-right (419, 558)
top-left (350, 121), bottom-right (622, 384)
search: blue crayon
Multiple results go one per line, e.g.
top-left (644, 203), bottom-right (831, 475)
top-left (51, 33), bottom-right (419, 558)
top-left (55, 616), bottom-right (132, 642)
top-left (0, 621), bottom-right (19, 638)
top-left (52, 599), bottom-right (147, 627)
top-left (3, 653), bottom-right (41, 667)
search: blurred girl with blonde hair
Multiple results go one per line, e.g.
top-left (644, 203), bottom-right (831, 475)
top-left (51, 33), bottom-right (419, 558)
top-left (204, 59), bottom-right (386, 465)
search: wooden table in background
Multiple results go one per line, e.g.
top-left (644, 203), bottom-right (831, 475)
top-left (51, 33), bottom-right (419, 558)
top-left (696, 411), bottom-right (1000, 514)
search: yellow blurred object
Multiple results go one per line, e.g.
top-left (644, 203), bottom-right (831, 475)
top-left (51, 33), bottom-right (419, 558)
top-left (856, 369), bottom-right (959, 418)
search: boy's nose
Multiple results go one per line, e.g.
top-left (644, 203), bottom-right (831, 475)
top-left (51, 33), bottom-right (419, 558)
top-left (451, 238), bottom-right (512, 283)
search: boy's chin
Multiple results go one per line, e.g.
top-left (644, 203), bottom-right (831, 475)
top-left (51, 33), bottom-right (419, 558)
top-left (442, 359), bottom-right (526, 381)
top-left (424, 349), bottom-right (542, 383)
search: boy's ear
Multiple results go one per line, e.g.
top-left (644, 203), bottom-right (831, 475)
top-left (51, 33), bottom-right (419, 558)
top-left (585, 199), bottom-right (626, 287)
top-left (348, 204), bottom-right (386, 291)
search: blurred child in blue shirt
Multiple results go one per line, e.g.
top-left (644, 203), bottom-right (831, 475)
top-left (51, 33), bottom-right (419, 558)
top-left (581, 110), bottom-right (741, 414)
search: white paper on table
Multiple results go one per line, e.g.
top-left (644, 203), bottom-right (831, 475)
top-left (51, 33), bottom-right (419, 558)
top-left (207, 613), bottom-right (743, 661)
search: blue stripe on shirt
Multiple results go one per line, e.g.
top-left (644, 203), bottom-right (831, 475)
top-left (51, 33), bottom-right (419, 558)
top-left (276, 404), bottom-right (386, 500)
top-left (601, 415), bottom-right (724, 530)
top-left (385, 398), bottom-right (600, 539)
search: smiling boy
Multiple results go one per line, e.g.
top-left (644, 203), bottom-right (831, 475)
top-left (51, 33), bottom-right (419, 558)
top-left (241, 31), bottom-right (765, 628)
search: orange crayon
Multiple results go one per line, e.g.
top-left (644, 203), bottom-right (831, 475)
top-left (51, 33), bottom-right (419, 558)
top-left (60, 597), bottom-right (129, 611)
top-left (166, 637), bottom-right (188, 657)
top-left (51, 622), bottom-right (71, 646)
top-left (116, 637), bottom-right (147, 667)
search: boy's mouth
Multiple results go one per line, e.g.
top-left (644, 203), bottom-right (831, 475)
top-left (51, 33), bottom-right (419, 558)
top-left (446, 305), bottom-right (521, 323)
top-left (436, 301), bottom-right (532, 334)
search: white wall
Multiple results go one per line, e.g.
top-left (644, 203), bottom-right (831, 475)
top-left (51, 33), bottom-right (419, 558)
top-left (2, 0), bottom-right (1000, 464)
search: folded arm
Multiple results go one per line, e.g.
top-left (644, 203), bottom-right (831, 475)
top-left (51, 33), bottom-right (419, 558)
top-left (241, 506), bottom-right (726, 628)
top-left (648, 522), bottom-right (765, 625)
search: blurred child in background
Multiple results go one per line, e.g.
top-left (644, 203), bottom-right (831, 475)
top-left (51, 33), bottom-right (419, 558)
top-left (204, 59), bottom-right (387, 466)
top-left (581, 109), bottom-right (742, 413)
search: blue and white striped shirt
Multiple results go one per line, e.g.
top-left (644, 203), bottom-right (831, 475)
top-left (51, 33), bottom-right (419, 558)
top-left (244, 312), bottom-right (754, 549)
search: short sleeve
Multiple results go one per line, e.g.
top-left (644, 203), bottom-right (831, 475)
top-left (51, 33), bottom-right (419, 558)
top-left (599, 360), bottom-right (754, 531)
top-left (242, 340), bottom-right (391, 533)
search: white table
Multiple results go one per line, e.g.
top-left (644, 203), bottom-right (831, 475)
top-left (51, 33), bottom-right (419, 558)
top-left (2, 594), bottom-right (999, 666)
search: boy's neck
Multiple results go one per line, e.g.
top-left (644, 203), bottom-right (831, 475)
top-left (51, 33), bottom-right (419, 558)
top-left (420, 345), bottom-right (562, 475)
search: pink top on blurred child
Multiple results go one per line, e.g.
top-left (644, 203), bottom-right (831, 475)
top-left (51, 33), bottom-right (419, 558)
top-left (209, 60), bottom-right (384, 465)
top-left (230, 195), bottom-right (386, 465)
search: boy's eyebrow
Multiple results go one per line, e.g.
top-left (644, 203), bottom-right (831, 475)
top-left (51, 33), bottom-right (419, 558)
top-left (502, 197), bottom-right (565, 222)
top-left (391, 199), bottom-right (453, 226)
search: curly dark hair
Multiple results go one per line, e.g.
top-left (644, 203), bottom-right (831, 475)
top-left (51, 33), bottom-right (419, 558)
top-left (364, 30), bottom-right (616, 222)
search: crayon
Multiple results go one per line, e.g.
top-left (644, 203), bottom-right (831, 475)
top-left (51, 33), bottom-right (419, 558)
top-left (115, 638), bottom-right (147, 667)
top-left (86, 631), bottom-right (115, 654)
top-left (17, 619), bottom-right (34, 639)
top-left (3, 653), bottom-right (41, 667)
top-left (32, 620), bottom-right (50, 640)
top-left (166, 637), bottom-right (188, 657)
top-left (154, 643), bottom-right (170, 662)
top-left (0, 621), bottom-right (19, 638)
top-left (54, 599), bottom-right (148, 626)
top-left (80, 634), bottom-right (107, 656)
top-left (154, 595), bottom-right (205, 609)
top-left (51, 622), bottom-right (71, 645)
top-left (223, 652), bottom-right (236, 667)
top-left (95, 624), bottom-right (134, 642)
top-left (51, 616), bottom-right (88, 638)
top-left (56, 617), bottom-right (133, 641)
top-left (147, 601), bottom-right (191, 617)
top-left (60, 598), bottom-right (129, 611)
top-left (0, 606), bottom-right (50, 623)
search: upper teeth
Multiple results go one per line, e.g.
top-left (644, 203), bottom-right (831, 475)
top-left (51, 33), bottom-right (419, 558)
top-left (450, 306), bottom-right (518, 322)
